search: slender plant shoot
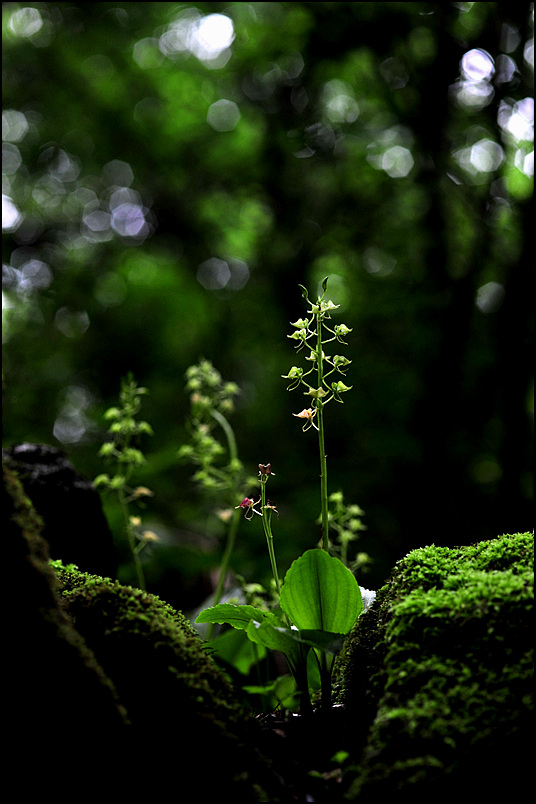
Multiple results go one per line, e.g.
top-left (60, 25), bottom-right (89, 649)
top-left (178, 360), bottom-right (252, 634)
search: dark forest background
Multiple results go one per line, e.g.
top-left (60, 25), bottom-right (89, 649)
top-left (3, 2), bottom-right (533, 611)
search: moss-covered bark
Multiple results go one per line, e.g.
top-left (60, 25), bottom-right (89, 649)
top-left (336, 531), bottom-right (534, 800)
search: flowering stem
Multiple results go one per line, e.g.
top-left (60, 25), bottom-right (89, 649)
top-left (316, 404), bottom-right (330, 552)
top-left (210, 409), bottom-right (238, 467)
top-left (206, 505), bottom-right (241, 640)
top-left (260, 478), bottom-right (281, 595)
top-left (315, 313), bottom-right (330, 552)
top-left (207, 408), bottom-right (241, 640)
top-left (119, 485), bottom-right (146, 590)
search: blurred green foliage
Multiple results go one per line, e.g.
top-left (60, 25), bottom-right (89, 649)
top-left (2, 2), bottom-right (533, 610)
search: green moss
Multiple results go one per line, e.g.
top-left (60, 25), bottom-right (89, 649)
top-left (337, 532), bottom-right (534, 800)
top-left (52, 562), bottom-right (284, 801)
top-left (54, 562), bottom-right (236, 723)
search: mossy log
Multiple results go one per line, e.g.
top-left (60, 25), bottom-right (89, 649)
top-left (336, 531), bottom-right (534, 801)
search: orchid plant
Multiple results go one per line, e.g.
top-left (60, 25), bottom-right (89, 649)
top-left (196, 278), bottom-right (367, 714)
top-left (177, 360), bottom-right (257, 638)
top-left (94, 373), bottom-right (155, 590)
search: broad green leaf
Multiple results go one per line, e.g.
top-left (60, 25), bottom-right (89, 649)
top-left (195, 602), bottom-right (279, 630)
top-left (244, 620), bottom-right (344, 658)
top-left (246, 619), bottom-right (304, 663)
top-left (280, 548), bottom-right (363, 634)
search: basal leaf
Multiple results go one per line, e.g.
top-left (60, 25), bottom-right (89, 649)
top-left (246, 619), bottom-right (304, 662)
top-left (280, 548), bottom-right (363, 634)
top-left (195, 603), bottom-right (279, 630)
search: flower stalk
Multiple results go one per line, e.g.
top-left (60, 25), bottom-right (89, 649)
top-left (177, 360), bottom-right (250, 638)
top-left (94, 373), bottom-right (155, 590)
top-left (283, 277), bottom-right (353, 551)
top-left (258, 464), bottom-right (281, 595)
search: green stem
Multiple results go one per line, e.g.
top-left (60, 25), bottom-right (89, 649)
top-left (287, 652), bottom-right (313, 717)
top-left (210, 409), bottom-right (238, 465)
top-left (213, 508), bottom-right (240, 602)
top-left (206, 408), bottom-right (241, 640)
top-left (119, 487), bottom-right (146, 590)
top-left (316, 315), bottom-right (330, 551)
top-left (260, 479), bottom-right (281, 595)
top-left (317, 405), bottom-right (329, 552)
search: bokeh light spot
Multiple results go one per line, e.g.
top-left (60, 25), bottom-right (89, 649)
top-left (102, 160), bottom-right (134, 187)
top-left (197, 258), bottom-right (231, 290)
top-left (2, 194), bottom-right (23, 231)
top-left (159, 10), bottom-right (234, 68)
top-left (364, 247), bottom-right (396, 277)
top-left (461, 49), bottom-right (495, 82)
top-left (111, 203), bottom-right (149, 238)
top-left (3, 143), bottom-right (22, 175)
top-left (207, 99), bottom-right (241, 132)
top-left (8, 6), bottom-right (43, 38)
top-left (193, 14), bottom-right (235, 61)
top-left (381, 146), bottom-right (414, 178)
top-left (2, 110), bottom-right (29, 142)
top-left (476, 282), bottom-right (505, 314)
top-left (54, 307), bottom-right (90, 338)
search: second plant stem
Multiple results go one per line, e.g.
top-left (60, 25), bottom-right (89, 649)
top-left (206, 408), bottom-right (242, 640)
top-left (260, 478), bottom-right (281, 595)
top-left (119, 485), bottom-right (146, 590)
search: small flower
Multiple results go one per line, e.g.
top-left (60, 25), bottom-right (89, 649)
top-left (235, 496), bottom-right (262, 520)
top-left (132, 486), bottom-right (154, 498)
top-left (141, 530), bottom-right (159, 543)
top-left (290, 318), bottom-right (310, 329)
top-left (258, 463), bottom-right (275, 476)
top-left (331, 380), bottom-right (353, 401)
top-left (334, 323), bottom-right (352, 343)
top-left (332, 355), bottom-right (351, 373)
top-left (282, 365), bottom-right (305, 391)
top-left (263, 501), bottom-right (279, 517)
top-left (293, 407), bottom-right (318, 431)
top-left (311, 299), bottom-right (339, 314)
top-left (287, 328), bottom-right (309, 346)
top-left (305, 386), bottom-right (328, 400)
